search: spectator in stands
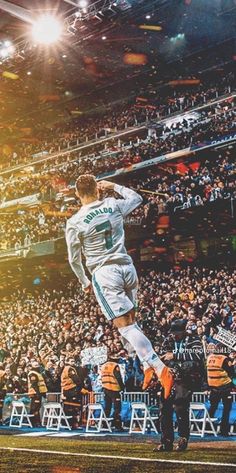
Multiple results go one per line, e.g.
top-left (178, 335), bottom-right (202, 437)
top-left (0, 265), bottom-right (235, 429)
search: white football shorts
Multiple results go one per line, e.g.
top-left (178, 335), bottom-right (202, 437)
top-left (92, 263), bottom-right (138, 321)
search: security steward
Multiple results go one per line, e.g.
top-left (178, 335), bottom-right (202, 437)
top-left (61, 357), bottom-right (83, 429)
top-left (207, 344), bottom-right (234, 436)
top-left (155, 319), bottom-right (204, 452)
top-left (100, 355), bottom-right (124, 430)
top-left (28, 361), bottom-right (48, 427)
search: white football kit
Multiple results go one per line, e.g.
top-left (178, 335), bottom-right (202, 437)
top-left (65, 184), bottom-right (143, 320)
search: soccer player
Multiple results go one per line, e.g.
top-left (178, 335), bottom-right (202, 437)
top-left (65, 175), bottom-right (173, 398)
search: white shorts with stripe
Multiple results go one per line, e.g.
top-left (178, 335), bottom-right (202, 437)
top-left (92, 263), bottom-right (138, 321)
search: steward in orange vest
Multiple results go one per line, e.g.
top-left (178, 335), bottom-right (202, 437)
top-left (100, 361), bottom-right (124, 392)
top-left (28, 361), bottom-right (48, 427)
top-left (61, 365), bottom-right (77, 392)
top-left (100, 358), bottom-right (124, 431)
top-left (28, 370), bottom-right (47, 395)
top-left (207, 345), bottom-right (234, 437)
top-left (61, 358), bottom-right (83, 429)
top-left (207, 354), bottom-right (232, 388)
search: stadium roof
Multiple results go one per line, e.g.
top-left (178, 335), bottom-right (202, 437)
top-left (0, 0), bottom-right (235, 130)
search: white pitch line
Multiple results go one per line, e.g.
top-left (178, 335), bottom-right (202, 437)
top-left (1, 447), bottom-right (236, 468)
top-left (14, 432), bottom-right (53, 437)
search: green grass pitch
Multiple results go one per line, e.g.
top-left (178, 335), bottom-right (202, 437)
top-left (0, 435), bottom-right (235, 473)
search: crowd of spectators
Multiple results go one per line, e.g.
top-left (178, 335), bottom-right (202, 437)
top-left (133, 145), bottom-right (236, 215)
top-left (0, 143), bottom-right (235, 250)
top-left (70, 104), bottom-right (235, 177)
top-left (0, 211), bottom-right (65, 251)
top-left (0, 267), bottom-right (235, 396)
top-left (0, 176), bottom-right (53, 204)
top-left (0, 71), bottom-right (235, 424)
top-left (0, 99), bottom-right (235, 207)
top-left (1, 71), bottom-right (234, 171)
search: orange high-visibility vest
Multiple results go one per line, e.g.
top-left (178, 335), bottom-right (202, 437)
top-left (0, 370), bottom-right (5, 390)
top-left (28, 370), bottom-right (47, 395)
top-left (100, 362), bottom-right (121, 391)
top-left (207, 354), bottom-right (231, 388)
top-left (61, 366), bottom-right (77, 391)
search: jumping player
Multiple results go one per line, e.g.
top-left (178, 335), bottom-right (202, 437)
top-left (65, 175), bottom-right (173, 398)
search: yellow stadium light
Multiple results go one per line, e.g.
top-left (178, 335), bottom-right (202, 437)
top-left (32, 14), bottom-right (63, 45)
top-left (2, 71), bottom-right (19, 80)
top-left (139, 25), bottom-right (162, 32)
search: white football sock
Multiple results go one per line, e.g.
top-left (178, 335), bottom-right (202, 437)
top-left (118, 323), bottom-right (165, 375)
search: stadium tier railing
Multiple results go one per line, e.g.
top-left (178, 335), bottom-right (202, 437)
top-left (4, 390), bottom-right (236, 412)
top-left (0, 89), bottom-right (234, 176)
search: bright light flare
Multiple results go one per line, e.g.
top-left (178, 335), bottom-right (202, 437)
top-left (0, 42), bottom-right (14, 59)
top-left (32, 15), bottom-right (63, 45)
top-left (78, 0), bottom-right (88, 7)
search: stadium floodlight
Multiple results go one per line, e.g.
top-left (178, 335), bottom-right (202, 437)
top-left (78, 0), bottom-right (88, 7)
top-left (0, 47), bottom-right (9, 58)
top-left (0, 41), bottom-right (15, 59)
top-left (31, 14), bottom-right (63, 45)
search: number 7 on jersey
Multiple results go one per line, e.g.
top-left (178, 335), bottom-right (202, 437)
top-left (95, 220), bottom-right (113, 249)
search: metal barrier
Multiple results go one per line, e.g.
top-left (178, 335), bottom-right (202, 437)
top-left (46, 392), bottom-right (61, 403)
top-left (192, 392), bottom-right (236, 403)
top-left (122, 392), bottom-right (150, 404)
top-left (192, 392), bottom-right (207, 403)
top-left (3, 391), bottom-right (236, 426)
top-left (91, 391), bottom-right (151, 404)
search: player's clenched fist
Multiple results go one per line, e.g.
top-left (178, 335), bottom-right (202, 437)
top-left (97, 180), bottom-right (115, 191)
top-left (83, 283), bottom-right (93, 294)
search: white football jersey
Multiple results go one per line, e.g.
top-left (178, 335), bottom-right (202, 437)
top-left (65, 184), bottom-right (142, 288)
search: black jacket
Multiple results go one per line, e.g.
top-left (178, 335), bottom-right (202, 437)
top-left (160, 334), bottom-right (205, 390)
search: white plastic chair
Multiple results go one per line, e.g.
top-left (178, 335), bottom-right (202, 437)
top-left (42, 402), bottom-right (71, 431)
top-left (86, 403), bottom-right (113, 433)
top-left (190, 402), bottom-right (217, 437)
top-left (41, 402), bottom-right (57, 426)
top-left (129, 402), bottom-right (159, 434)
top-left (9, 401), bottom-right (34, 428)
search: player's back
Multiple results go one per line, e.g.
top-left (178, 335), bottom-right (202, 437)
top-left (67, 196), bottom-right (131, 273)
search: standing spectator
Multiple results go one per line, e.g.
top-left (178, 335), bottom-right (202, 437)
top-left (13, 367), bottom-right (28, 394)
top-left (38, 212), bottom-right (46, 226)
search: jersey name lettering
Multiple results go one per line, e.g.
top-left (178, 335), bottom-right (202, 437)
top-left (84, 207), bottom-right (113, 224)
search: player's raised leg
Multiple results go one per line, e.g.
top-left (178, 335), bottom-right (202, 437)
top-left (92, 263), bottom-right (173, 399)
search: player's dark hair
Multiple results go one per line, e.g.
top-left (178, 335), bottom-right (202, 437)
top-left (75, 174), bottom-right (97, 197)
